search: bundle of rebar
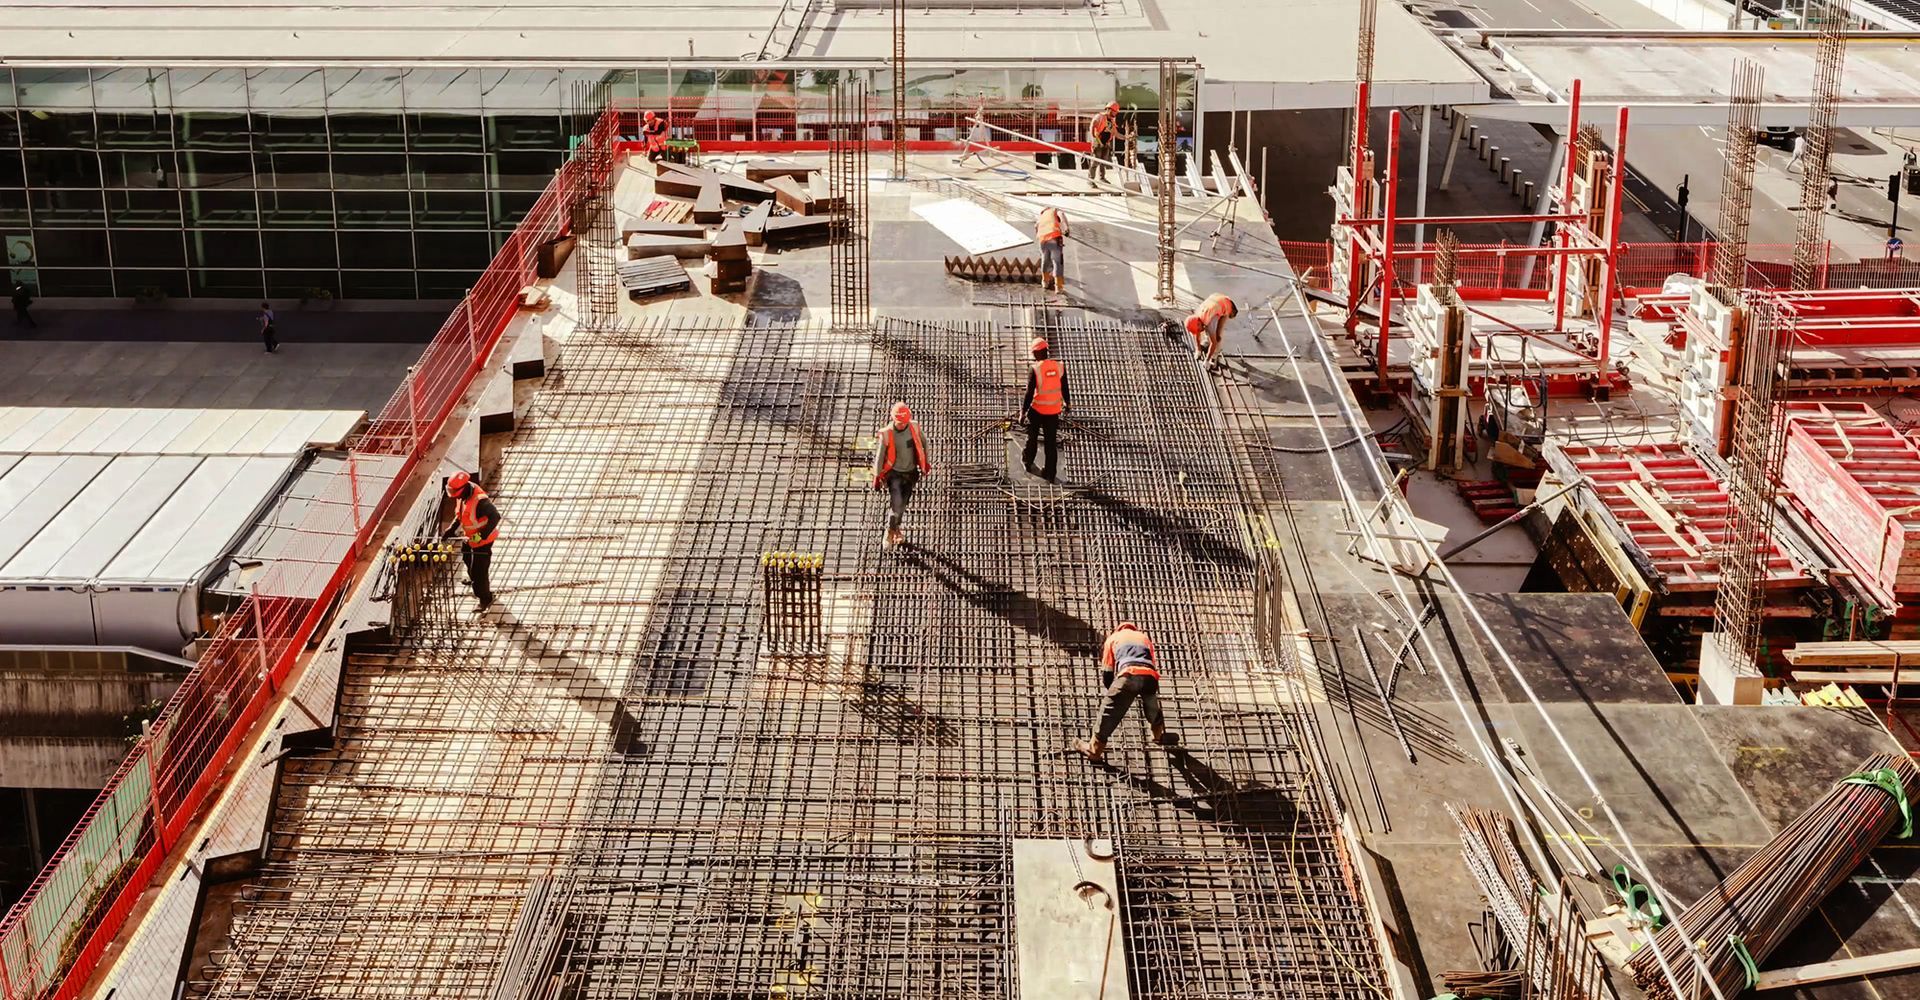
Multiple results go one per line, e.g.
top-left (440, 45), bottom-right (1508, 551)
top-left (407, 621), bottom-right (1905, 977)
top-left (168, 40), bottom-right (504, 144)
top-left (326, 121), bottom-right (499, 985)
top-left (1451, 805), bottom-right (1608, 1000)
top-left (486, 873), bottom-right (580, 1000)
top-left (387, 538), bottom-right (458, 632)
top-left (761, 550), bottom-right (824, 655)
top-left (1627, 753), bottom-right (1918, 1000)
top-left (1442, 968), bottom-right (1523, 1000)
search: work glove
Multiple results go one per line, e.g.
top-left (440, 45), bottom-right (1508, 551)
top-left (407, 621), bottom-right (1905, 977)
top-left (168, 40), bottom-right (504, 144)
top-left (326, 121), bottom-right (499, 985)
top-left (467, 532), bottom-right (485, 546)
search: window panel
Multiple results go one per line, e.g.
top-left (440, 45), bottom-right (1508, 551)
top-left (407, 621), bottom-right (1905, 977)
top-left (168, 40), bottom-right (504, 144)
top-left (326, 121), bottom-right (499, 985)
top-left (103, 151), bottom-right (178, 189)
top-left (116, 268), bottom-right (190, 298)
top-left (0, 150), bottom-right (22, 189)
top-left (0, 190), bottom-right (28, 226)
top-left (337, 230), bottom-right (413, 270)
top-left (26, 150), bottom-right (101, 188)
top-left (13, 69), bottom-right (93, 108)
top-left (342, 269), bottom-right (417, 299)
top-left (412, 191), bottom-right (486, 229)
top-left (168, 69), bottom-right (248, 111)
top-left (111, 229), bottom-right (185, 268)
top-left (0, 110), bottom-right (18, 146)
top-left (92, 68), bottom-right (171, 111)
top-left (33, 229), bottom-right (109, 267)
top-left (30, 190), bottom-right (105, 225)
top-left (183, 190), bottom-right (258, 228)
top-left (191, 268), bottom-right (265, 298)
top-left (416, 270), bottom-right (479, 298)
top-left (247, 68), bottom-right (326, 110)
top-left (414, 230), bottom-right (490, 270)
top-left (403, 69), bottom-right (481, 110)
top-left (489, 190), bottom-right (540, 230)
top-left (259, 190), bottom-right (334, 229)
top-left (265, 269), bottom-right (339, 298)
top-left (36, 268), bottom-right (114, 296)
top-left (256, 113), bottom-right (330, 151)
top-left (488, 151), bottom-right (563, 191)
top-left (97, 113), bottom-right (174, 150)
top-left (410, 154), bottom-right (484, 189)
top-left (331, 153), bottom-right (407, 190)
top-left (326, 68), bottom-right (405, 111)
top-left (329, 113), bottom-right (406, 151)
top-left (187, 229), bottom-right (261, 270)
top-left (258, 152), bottom-right (330, 190)
top-left (108, 190), bottom-right (184, 228)
top-left (21, 113), bottom-right (97, 150)
top-left (480, 70), bottom-right (560, 111)
top-left (175, 112), bottom-right (253, 150)
top-left (407, 113), bottom-right (483, 151)
top-left (485, 115), bottom-right (564, 151)
top-left (261, 229), bottom-right (337, 269)
top-left (179, 151), bottom-right (254, 190)
top-left (334, 191), bottom-right (410, 228)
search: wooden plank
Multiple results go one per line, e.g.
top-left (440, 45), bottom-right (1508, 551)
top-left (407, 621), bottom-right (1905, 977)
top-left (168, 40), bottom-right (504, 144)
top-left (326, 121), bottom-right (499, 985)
top-left (1784, 639), bottom-right (1920, 666)
top-left (1788, 669), bottom-right (1915, 684)
top-left (1617, 480), bottom-right (1701, 560)
top-left (1755, 947), bottom-right (1920, 990)
top-left (768, 175), bottom-right (813, 214)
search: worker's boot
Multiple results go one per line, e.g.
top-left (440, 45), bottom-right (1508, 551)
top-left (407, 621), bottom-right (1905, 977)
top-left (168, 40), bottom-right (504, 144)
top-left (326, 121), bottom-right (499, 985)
top-left (1072, 737), bottom-right (1107, 761)
top-left (887, 527), bottom-right (905, 548)
top-left (1152, 725), bottom-right (1178, 747)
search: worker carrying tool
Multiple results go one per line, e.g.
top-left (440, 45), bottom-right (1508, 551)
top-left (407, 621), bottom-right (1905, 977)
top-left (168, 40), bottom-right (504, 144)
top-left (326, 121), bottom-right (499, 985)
top-left (1184, 293), bottom-right (1238, 365)
top-left (443, 471), bottom-right (501, 613)
top-left (1088, 101), bottom-right (1120, 184)
top-left (641, 110), bottom-right (669, 161)
top-left (1022, 337), bottom-right (1069, 481)
top-left (1035, 207), bottom-right (1070, 297)
top-left (1074, 621), bottom-right (1176, 761)
top-left (872, 401), bottom-right (932, 548)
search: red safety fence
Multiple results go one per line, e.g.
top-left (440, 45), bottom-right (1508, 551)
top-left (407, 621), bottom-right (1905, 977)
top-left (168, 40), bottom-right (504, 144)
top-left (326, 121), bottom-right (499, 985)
top-left (0, 108), bottom-right (616, 1000)
top-left (1281, 239), bottom-right (1920, 298)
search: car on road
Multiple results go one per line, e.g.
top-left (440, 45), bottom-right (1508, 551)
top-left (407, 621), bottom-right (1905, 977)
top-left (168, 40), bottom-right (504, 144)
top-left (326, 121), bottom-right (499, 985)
top-left (1756, 126), bottom-right (1800, 150)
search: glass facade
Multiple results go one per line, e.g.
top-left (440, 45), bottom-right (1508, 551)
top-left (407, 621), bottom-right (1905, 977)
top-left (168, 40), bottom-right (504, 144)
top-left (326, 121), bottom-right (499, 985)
top-left (3, 64), bottom-right (1184, 300)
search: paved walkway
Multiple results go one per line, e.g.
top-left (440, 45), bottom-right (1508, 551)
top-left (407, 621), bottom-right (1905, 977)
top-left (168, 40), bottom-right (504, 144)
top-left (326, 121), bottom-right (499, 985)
top-left (0, 340), bottom-right (421, 415)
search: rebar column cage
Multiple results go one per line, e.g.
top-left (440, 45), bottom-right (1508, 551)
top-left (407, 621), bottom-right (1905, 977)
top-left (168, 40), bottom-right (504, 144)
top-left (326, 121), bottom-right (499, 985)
top-left (1711, 60), bottom-right (1763, 307)
top-left (1155, 59), bottom-right (1178, 304)
top-left (1792, 0), bottom-right (1849, 292)
top-left (1712, 294), bottom-right (1791, 666)
top-left (829, 78), bottom-right (873, 330)
top-left (891, 0), bottom-right (908, 179)
top-left (570, 80), bottom-right (618, 321)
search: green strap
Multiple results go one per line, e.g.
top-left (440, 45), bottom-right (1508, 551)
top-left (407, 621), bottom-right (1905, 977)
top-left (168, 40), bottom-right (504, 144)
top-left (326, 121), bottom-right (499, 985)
top-left (1728, 933), bottom-right (1760, 989)
top-left (1611, 864), bottom-right (1666, 929)
top-left (1841, 767), bottom-right (1913, 838)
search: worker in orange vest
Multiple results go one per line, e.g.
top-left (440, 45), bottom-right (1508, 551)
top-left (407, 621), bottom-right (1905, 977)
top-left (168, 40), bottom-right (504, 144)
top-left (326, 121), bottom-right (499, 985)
top-left (1022, 337), bottom-right (1070, 481)
top-left (641, 110), bottom-right (669, 161)
top-left (1087, 101), bottom-right (1120, 183)
top-left (444, 471), bottom-right (502, 612)
top-left (872, 401), bottom-right (932, 548)
top-left (1035, 206), bottom-right (1070, 296)
top-left (1074, 621), bottom-right (1175, 761)
top-left (1184, 293), bottom-right (1238, 365)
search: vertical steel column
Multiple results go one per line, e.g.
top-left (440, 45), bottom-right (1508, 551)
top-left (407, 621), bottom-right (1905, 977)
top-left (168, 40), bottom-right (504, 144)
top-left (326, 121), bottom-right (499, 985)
top-left (1595, 107), bottom-right (1629, 374)
top-left (1413, 104), bottom-right (1431, 284)
top-left (1552, 79), bottom-right (1582, 332)
top-left (1376, 109), bottom-right (1402, 386)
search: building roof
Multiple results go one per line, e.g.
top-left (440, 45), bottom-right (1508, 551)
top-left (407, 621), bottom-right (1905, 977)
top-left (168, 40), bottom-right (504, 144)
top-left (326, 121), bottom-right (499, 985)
top-left (0, 0), bottom-right (1489, 109)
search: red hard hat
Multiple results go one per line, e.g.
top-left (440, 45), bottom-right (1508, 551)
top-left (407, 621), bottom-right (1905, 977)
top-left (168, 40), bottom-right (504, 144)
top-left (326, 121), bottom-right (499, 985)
top-left (1030, 337), bottom-right (1049, 354)
top-left (1117, 620), bottom-right (1138, 632)
top-left (892, 401), bottom-right (912, 422)
top-left (645, 110), bottom-right (658, 121)
top-left (1107, 101), bottom-right (1120, 112)
top-left (446, 471), bottom-right (470, 496)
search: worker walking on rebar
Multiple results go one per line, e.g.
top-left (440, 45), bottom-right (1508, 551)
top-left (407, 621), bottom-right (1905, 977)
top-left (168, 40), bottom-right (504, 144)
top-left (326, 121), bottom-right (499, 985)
top-left (1075, 621), bottom-right (1175, 761)
top-left (1036, 206), bottom-right (1070, 297)
top-left (1022, 337), bottom-right (1069, 481)
top-left (1088, 101), bottom-right (1120, 184)
top-left (1184, 293), bottom-right (1238, 365)
top-left (444, 471), bottom-right (501, 613)
top-left (872, 402), bottom-right (932, 548)
top-left (641, 110), bottom-right (669, 161)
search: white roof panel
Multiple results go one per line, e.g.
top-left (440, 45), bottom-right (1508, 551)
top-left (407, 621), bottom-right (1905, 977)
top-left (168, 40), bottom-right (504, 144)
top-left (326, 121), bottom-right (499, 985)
top-left (0, 409), bottom-right (39, 443)
top-left (0, 408), bottom-right (75, 452)
top-left (127, 409), bottom-right (207, 453)
top-left (105, 455), bottom-right (295, 582)
top-left (92, 409), bottom-right (174, 453)
top-left (1, 455), bottom-right (192, 579)
top-left (24, 408), bottom-right (112, 453)
top-left (0, 455), bottom-right (112, 568)
top-left (61, 409), bottom-right (143, 453)
top-left (191, 411), bottom-right (271, 455)
top-left (231, 410), bottom-right (300, 454)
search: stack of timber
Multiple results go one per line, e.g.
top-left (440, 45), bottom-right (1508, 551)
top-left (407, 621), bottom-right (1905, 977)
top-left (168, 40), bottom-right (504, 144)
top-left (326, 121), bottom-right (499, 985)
top-left (1781, 402), bottom-right (1920, 615)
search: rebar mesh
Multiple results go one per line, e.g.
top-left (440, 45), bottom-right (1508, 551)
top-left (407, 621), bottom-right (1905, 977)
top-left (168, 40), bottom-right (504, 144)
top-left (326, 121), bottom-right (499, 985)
top-left (1711, 60), bottom-right (1762, 307)
top-left (1791, 0), bottom-right (1849, 292)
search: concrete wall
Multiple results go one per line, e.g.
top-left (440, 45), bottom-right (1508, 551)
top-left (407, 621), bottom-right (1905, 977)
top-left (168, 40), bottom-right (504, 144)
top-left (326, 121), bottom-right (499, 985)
top-left (0, 738), bottom-right (132, 789)
top-left (0, 671), bottom-right (181, 738)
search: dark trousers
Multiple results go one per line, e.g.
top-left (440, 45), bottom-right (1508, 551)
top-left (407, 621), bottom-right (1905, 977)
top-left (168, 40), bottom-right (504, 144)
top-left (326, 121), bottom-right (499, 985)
top-left (261, 323), bottom-right (278, 353)
top-left (13, 304), bottom-right (33, 327)
top-left (1023, 411), bottom-right (1059, 478)
top-left (462, 544), bottom-right (494, 604)
top-left (885, 470), bottom-right (920, 530)
top-left (1096, 673), bottom-right (1163, 742)
top-left (1089, 139), bottom-right (1111, 182)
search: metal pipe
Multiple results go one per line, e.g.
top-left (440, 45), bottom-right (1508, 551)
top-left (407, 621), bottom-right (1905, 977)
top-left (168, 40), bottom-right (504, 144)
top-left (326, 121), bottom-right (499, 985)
top-left (1415, 104), bottom-right (1432, 284)
top-left (1554, 78), bottom-right (1583, 331)
top-left (1597, 105), bottom-right (1630, 374)
top-left (1377, 109), bottom-right (1403, 386)
top-left (1437, 479), bottom-right (1586, 561)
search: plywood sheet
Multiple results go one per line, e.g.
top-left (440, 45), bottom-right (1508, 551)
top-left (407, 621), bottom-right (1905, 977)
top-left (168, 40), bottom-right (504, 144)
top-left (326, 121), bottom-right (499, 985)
top-left (1012, 839), bottom-right (1129, 1000)
top-left (911, 198), bottom-right (1030, 255)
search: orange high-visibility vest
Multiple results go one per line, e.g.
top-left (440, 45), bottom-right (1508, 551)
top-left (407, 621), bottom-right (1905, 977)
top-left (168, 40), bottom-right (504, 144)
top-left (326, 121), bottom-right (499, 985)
top-left (1030, 360), bottom-right (1065, 415)
top-left (458, 487), bottom-right (499, 547)
top-left (1036, 207), bottom-right (1064, 243)
top-left (1188, 293), bottom-right (1235, 329)
top-left (1090, 111), bottom-right (1114, 141)
top-left (880, 420), bottom-right (931, 474)
top-left (1102, 627), bottom-right (1159, 680)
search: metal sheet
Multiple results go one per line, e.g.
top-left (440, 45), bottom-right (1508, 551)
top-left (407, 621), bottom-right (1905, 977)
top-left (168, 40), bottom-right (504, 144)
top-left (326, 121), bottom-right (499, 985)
top-left (0, 455), bottom-right (112, 568)
top-left (117, 456), bottom-right (295, 581)
top-left (25, 408), bottom-right (111, 453)
top-left (910, 198), bottom-right (1031, 255)
top-left (1011, 839), bottom-right (1130, 1000)
top-left (92, 408), bottom-right (175, 453)
top-left (163, 409), bottom-right (239, 454)
top-left (0, 408), bottom-right (40, 443)
top-left (231, 410), bottom-right (300, 454)
top-left (61, 408), bottom-right (143, 453)
top-left (191, 410), bottom-right (272, 455)
top-left (2, 455), bottom-right (199, 579)
top-left (128, 408), bottom-right (207, 453)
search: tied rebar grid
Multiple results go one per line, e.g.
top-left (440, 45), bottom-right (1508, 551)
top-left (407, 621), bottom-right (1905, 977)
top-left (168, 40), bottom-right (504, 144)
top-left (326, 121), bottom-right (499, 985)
top-left (829, 80), bottom-right (872, 330)
top-left (1710, 60), bottom-right (1763, 307)
top-left (1712, 290), bottom-right (1790, 665)
top-left (195, 313), bottom-right (1386, 1000)
top-left (1791, 0), bottom-right (1849, 292)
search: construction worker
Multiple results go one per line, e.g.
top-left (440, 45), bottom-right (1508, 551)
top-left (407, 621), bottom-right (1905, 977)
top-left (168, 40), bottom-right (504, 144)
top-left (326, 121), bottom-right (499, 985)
top-left (1087, 101), bottom-right (1120, 184)
top-left (1074, 621), bottom-right (1175, 761)
top-left (1184, 293), bottom-right (1238, 365)
top-left (1036, 206), bottom-right (1070, 297)
top-left (641, 110), bottom-right (669, 161)
top-left (1022, 337), bottom-right (1069, 481)
top-left (444, 471), bottom-right (501, 612)
top-left (872, 401), bottom-right (931, 548)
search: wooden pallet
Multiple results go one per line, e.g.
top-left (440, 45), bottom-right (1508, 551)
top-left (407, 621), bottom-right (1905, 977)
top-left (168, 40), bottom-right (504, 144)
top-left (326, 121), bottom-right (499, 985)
top-left (617, 255), bottom-right (692, 299)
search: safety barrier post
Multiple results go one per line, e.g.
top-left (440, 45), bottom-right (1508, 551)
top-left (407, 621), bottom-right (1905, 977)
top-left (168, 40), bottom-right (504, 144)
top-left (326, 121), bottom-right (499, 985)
top-left (348, 453), bottom-right (362, 537)
top-left (252, 595), bottom-right (272, 694)
top-left (465, 290), bottom-right (478, 363)
top-left (405, 366), bottom-right (421, 458)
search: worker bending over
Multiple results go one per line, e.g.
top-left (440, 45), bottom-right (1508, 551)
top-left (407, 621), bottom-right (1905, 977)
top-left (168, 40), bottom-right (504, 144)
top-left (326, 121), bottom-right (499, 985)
top-left (1087, 101), bottom-right (1119, 184)
top-left (1074, 621), bottom-right (1175, 761)
top-left (1035, 206), bottom-right (1070, 297)
top-left (641, 110), bottom-right (669, 161)
top-left (872, 401), bottom-right (932, 548)
top-left (1185, 293), bottom-right (1238, 365)
top-left (1022, 337), bottom-right (1069, 481)
top-left (445, 471), bottom-right (502, 613)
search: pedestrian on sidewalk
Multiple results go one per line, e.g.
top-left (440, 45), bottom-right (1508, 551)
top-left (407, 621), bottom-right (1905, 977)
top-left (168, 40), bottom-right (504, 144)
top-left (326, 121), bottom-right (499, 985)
top-left (872, 401), bottom-right (931, 548)
top-left (444, 471), bottom-right (501, 613)
top-left (258, 301), bottom-right (278, 353)
top-left (1827, 177), bottom-right (1840, 215)
top-left (1074, 621), bottom-right (1176, 761)
top-left (1022, 337), bottom-right (1068, 481)
top-left (11, 282), bottom-right (35, 328)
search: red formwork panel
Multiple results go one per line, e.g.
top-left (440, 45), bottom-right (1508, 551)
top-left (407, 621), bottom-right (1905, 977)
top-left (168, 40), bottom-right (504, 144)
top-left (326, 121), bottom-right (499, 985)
top-left (1779, 401), bottom-right (1920, 606)
top-left (1558, 442), bottom-right (1809, 592)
